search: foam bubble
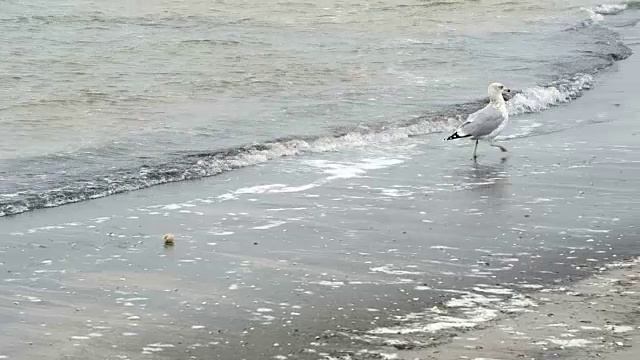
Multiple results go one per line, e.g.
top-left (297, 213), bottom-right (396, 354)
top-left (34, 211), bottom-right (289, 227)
top-left (252, 221), bottom-right (287, 230)
top-left (606, 325), bottom-right (634, 333)
top-left (430, 245), bottom-right (459, 250)
top-left (370, 265), bottom-right (423, 275)
top-left (548, 338), bottom-right (593, 347)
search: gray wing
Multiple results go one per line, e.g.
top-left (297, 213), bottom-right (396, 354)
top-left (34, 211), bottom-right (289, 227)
top-left (457, 105), bottom-right (505, 138)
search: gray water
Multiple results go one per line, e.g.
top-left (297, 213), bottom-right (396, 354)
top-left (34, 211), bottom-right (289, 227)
top-left (0, 0), bottom-right (634, 216)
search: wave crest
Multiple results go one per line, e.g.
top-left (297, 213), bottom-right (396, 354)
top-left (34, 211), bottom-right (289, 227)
top-left (595, 3), bottom-right (629, 15)
top-left (0, 14), bottom-right (634, 217)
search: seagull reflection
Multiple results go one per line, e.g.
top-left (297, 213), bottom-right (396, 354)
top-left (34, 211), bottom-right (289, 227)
top-left (453, 159), bottom-right (510, 199)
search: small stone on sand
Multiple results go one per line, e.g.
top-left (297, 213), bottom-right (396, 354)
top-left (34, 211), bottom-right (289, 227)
top-left (163, 233), bottom-right (175, 246)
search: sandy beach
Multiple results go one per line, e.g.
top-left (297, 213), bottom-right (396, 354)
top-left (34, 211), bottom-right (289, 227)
top-left (2, 4), bottom-right (640, 360)
top-left (393, 257), bottom-right (640, 360)
top-left (396, 257), bottom-right (640, 360)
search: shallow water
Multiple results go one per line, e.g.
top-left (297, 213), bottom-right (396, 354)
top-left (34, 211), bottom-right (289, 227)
top-left (0, 0), bottom-right (634, 216)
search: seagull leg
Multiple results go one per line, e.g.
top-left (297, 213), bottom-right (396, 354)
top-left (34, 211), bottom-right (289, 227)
top-left (472, 140), bottom-right (479, 160)
top-left (491, 143), bottom-right (508, 152)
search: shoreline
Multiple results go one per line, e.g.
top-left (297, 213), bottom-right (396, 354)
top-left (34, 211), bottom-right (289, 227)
top-left (0, 16), bottom-right (632, 219)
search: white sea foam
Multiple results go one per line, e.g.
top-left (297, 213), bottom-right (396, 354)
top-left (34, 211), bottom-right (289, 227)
top-left (252, 221), bottom-right (287, 230)
top-left (430, 245), bottom-right (459, 250)
top-left (161, 204), bottom-right (182, 210)
top-left (217, 157), bottom-right (404, 201)
top-left (548, 338), bottom-right (593, 347)
top-left (369, 307), bottom-right (498, 335)
top-left (370, 265), bottom-right (423, 275)
top-left (472, 286), bottom-right (514, 295)
top-left (606, 325), bottom-right (634, 333)
top-left (445, 292), bottom-right (502, 308)
top-left (70, 336), bottom-right (91, 340)
top-left (208, 231), bottom-right (234, 236)
top-left (582, 7), bottom-right (605, 23)
top-left (507, 74), bottom-right (593, 115)
top-left (307, 158), bottom-right (405, 180)
top-left (594, 3), bottom-right (628, 15)
top-left (366, 284), bottom-right (537, 341)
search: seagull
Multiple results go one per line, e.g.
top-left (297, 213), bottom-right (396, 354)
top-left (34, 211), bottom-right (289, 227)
top-left (446, 82), bottom-right (511, 160)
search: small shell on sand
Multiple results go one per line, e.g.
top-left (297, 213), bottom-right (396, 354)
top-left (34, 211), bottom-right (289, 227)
top-left (163, 233), bottom-right (175, 246)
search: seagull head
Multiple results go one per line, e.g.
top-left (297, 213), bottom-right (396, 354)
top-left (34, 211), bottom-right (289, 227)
top-left (487, 83), bottom-right (511, 102)
top-left (488, 82), bottom-right (510, 101)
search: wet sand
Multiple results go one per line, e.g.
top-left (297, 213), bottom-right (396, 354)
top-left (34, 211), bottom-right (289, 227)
top-left (2, 19), bottom-right (640, 360)
top-left (401, 257), bottom-right (640, 360)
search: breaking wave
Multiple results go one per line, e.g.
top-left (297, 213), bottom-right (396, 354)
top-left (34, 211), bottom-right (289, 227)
top-left (0, 9), bottom-right (634, 217)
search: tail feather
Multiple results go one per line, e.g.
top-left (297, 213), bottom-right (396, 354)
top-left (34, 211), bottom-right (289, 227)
top-left (446, 131), bottom-right (471, 141)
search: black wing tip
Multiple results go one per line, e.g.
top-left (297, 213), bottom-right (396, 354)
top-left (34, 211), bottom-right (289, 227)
top-left (445, 132), bottom-right (471, 141)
